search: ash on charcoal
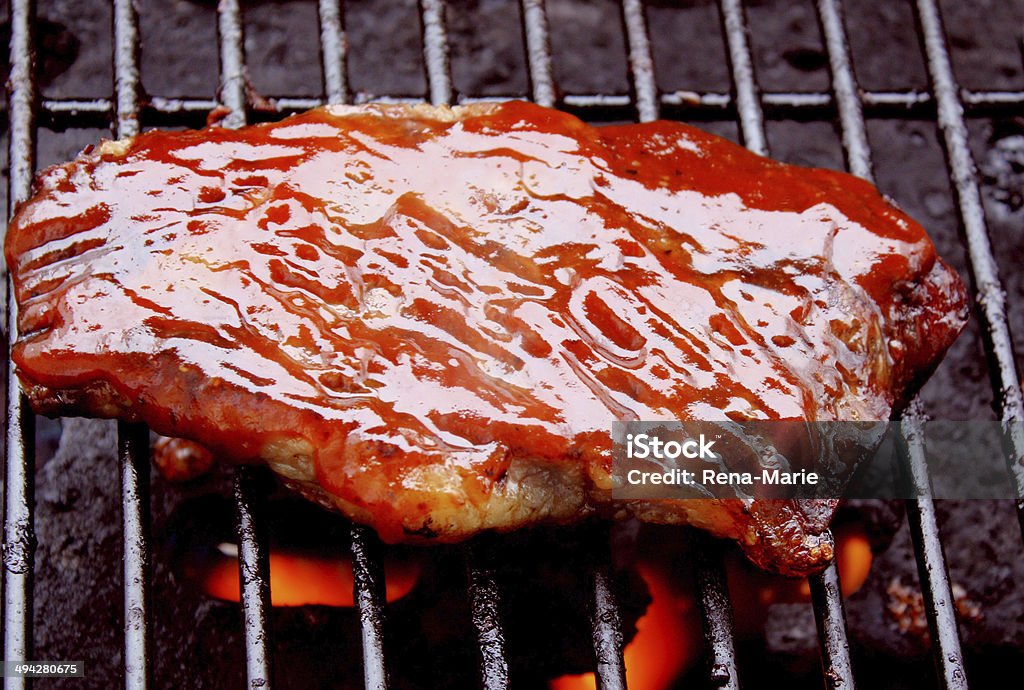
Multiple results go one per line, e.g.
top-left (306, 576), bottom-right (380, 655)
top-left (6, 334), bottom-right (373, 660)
top-left (981, 132), bottom-right (1024, 219)
top-left (845, 499), bottom-right (1024, 687)
top-left (34, 419), bottom-right (123, 690)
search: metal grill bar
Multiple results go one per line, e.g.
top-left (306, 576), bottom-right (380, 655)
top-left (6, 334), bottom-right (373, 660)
top-left (519, 0), bottom-right (556, 108)
top-left (466, 544), bottom-right (510, 690)
top-left (814, 0), bottom-right (872, 181)
top-left (804, 6), bottom-right (875, 689)
top-left (897, 410), bottom-right (969, 689)
top-left (217, 0), bottom-right (249, 130)
top-left (117, 422), bottom-right (151, 690)
top-left (24, 87), bottom-right (1024, 130)
top-left (318, 0), bottom-right (349, 106)
top-left (232, 468), bottom-right (273, 690)
top-left (620, 0), bottom-right (659, 124)
top-left (420, 0), bottom-right (453, 106)
top-left (349, 525), bottom-right (390, 690)
top-left (589, 563), bottom-right (627, 690)
top-left (555, 5), bottom-right (638, 683)
top-left (3, 0), bottom-right (38, 687)
top-left (717, 0), bottom-right (767, 155)
top-left (693, 535), bottom-right (741, 690)
top-left (814, 2), bottom-right (969, 688)
top-left (807, 565), bottom-right (856, 690)
top-left (112, 1), bottom-right (152, 687)
top-left (113, 0), bottom-right (141, 138)
top-left (912, 0), bottom-right (1024, 523)
top-left (314, 5), bottom-right (391, 688)
top-left (215, 2), bottom-right (274, 687)
top-left (716, 2), bottom-right (858, 688)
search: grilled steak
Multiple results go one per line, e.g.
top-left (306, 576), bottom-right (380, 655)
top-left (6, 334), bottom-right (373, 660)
top-left (4, 101), bottom-right (967, 575)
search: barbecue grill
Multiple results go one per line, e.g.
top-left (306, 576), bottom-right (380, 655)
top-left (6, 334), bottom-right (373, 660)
top-left (3, 0), bottom-right (1023, 688)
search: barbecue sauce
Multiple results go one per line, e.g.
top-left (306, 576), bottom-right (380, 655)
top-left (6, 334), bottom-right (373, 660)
top-left (5, 101), bottom-right (966, 550)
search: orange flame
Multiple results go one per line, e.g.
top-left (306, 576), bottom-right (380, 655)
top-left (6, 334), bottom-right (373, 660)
top-left (199, 546), bottom-right (420, 607)
top-left (550, 563), bottom-right (701, 690)
top-left (550, 524), bottom-right (873, 690)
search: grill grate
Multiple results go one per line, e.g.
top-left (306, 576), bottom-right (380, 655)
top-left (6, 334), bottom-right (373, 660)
top-left (4, 1), bottom-right (1023, 689)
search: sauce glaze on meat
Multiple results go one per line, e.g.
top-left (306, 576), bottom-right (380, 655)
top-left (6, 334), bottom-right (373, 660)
top-left (5, 102), bottom-right (967, 574)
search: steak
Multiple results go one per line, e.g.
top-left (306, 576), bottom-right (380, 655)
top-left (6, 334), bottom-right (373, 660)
top-left (4, 101), bottom-right (967, 575)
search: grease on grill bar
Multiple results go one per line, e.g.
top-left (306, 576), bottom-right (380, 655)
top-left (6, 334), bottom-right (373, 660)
top-left (4, 1), bottom-right (1022, 689)
top-left (112, 0), bottom-right (152, 688)
top-left (4, 4), bottom-right (39, 690)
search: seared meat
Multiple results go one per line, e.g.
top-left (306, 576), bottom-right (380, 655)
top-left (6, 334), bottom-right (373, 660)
top-left (5, 102), bottom-right (967, 574)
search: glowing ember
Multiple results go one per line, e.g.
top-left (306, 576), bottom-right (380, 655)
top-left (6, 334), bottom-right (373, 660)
top-left (197, 544), bottom-right (420, 607)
